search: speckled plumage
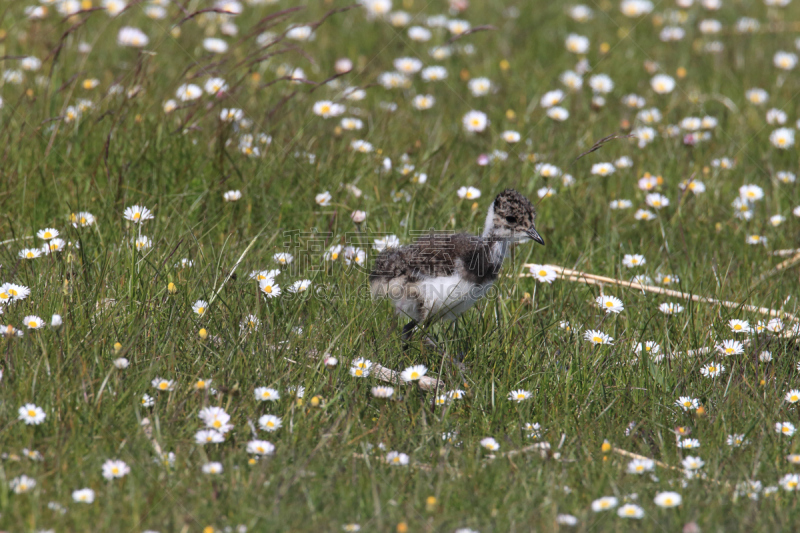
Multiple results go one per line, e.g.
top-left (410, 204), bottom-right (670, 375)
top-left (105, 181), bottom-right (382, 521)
top-left (369, 189), bottom-right (544, 325)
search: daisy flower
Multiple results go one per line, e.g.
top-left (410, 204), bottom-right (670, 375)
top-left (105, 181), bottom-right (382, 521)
top-left (678, 438), bottom-right (700, 449)
top-left (591, 496), bottom-right (618, 512)
top-left (626, 458), bottom-right (655, 474)
top-left (10, 475), bottom-right (36, 494)
top-left (192, 299), bottom-right (208, 317)
top-left (289, 280), bottom-right (312, 293)
top-left (650, 74), bottom-right (675, 94)
top-left (117, 26), bottom-right (149, 47)
top-left (727, 434), bottom-right (748, 447)
top-left (255, 387), bottom-right (280, 401)
top-left (102, 459), bottom-right (130, 480)
top-left (273, 252), bottom-right (293, 266)
top-left (195, 429), bottom-right (224, 444)
top-left (591, 162), bottom-right (615, 176)
top-left (653, 492), bottom-right (682, 508)
top-left (776, 422), bottom-right (796, 437)
top-left (36, 228), bottom-right (59, 240)
top-left (547, 106), bottom-right (569, 121)
top-left (202, 462), bottom-right (223, 474)
top-left (617, 504), bottom-right (644, 519)
top-left (22, 316), bottom-right (44, 330)
top-left (72, 488), bottom-right (95, 503)
top-left (123, 205), bottom-right (154, 224)
top-left (151, 378), bottom-right (175, 392)
top-left (728, 320), bottom-right (750, 334)
top-left (259, 278), bottom-right (281, 298)
top-left (676, 396), bottom-right (699, 411)
top-left (386, 451), bottom-right (410, 465)
top-left (246, 440), bottom-right (275, 455)
top-left (371, 386), bottom-right (394, 398)
top-left (622, 254), bottom-right (646, 268)
top-left (462, 110), bottom-right (489, 132)
top-left (530, 264), bottom-right (557, 283)
top-left (779, 474), bottom-right (800, 491)
top-left (315, 191), bottom-right (332, 206)
top-left (350, 358), bottom-right (373, 378)
top-left (785, 390), bottom-right (800, 404)
top-left (700, 362), bottom-right (725, 378)
top-left (596, 295), bottom-right (624, 314)
top-left (457, 186), bottom-right (481, 200)
top-left (659, 302), bottom-right (684, 315)
top-left (770, 127), bottom-right (795, 149)
top-left (258, 414), bottom-right (282, 432)
top-left (223, 190), bottom-right (242, 202)
top-left (645, 193), bottom-right (669, 209)
top-left (584, 329), bottom-right (613, 345)
top-left (18, 248), bottom-right (42, 260)
top-left (508, 389), bottom-right (531, 402)
top-left (480, 437), bottom-right (500, 451)
top-left (400, 364), bottom-right (427, 382)
top-left (716, 339), bottom-right (744, 356)
top-left (18, 404), bottom-right (46, 425)
top-left (412, 94), bottom-right (435, 110)
top-left (609, 199), bottom-right (633, 209)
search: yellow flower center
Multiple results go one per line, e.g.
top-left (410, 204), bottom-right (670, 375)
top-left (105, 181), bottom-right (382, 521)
top-left (112, 467), bottom-right (119, 474)
top-left (197, 381), bottom-right (205, 388)
top-left (197, 307), bottom-right (204, 315)
top-left (26, 252), bottom-right (34, 258)
top-left (592, 336), bottom-right (602, 343)
top-left (471, 119), bottom-right (480, 126)
top-left (355, 369), bottom-right (363, 376)
top-left (410, 372), bottom-right (419, 379)
top-left (725, 348), bottom-right (734, 354)
top-left (159, 382), bottom-right (168, 390)
top-left (267, 421), bottom-right (274, 427)
top-left (606, 301), bottom-right (613, 307)
top-left (734, 325), bottom-right (741, 330)
top-left (263, 285), bottom-right (272, 294)
top-left (332, 253), bottom-right (338, 260)
top-left (664, 498), bottom-right (673, 505)
top-left (43, 231), bottom-right (52, 238)
top-left (792, 395), bottom-right (799, 402)
top-left (29, 321), bottom-right (38, 328)
top-left (213, 420), bottom-right (221, 428)
top-left (28, 410), bottom-right (36, 417)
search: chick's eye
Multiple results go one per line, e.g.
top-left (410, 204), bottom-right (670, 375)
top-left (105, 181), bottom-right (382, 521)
top-left (505, 216), bottom-right (517, 224)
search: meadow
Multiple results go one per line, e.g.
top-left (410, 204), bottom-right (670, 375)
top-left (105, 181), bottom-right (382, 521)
top-left (2, 0), bottom-right (800, 531)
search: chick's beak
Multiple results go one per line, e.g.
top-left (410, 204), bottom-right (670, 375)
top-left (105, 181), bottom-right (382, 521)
top-left (526, 227), bottom-right (545, 245)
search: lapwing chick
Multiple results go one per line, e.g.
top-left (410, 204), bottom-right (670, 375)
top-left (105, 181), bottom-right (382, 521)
top-left (369, 188), bottom-right (544, 340)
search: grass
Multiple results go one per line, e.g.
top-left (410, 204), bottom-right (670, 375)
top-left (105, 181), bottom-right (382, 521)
top-left (2, 0), bottom-right (800, 531)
